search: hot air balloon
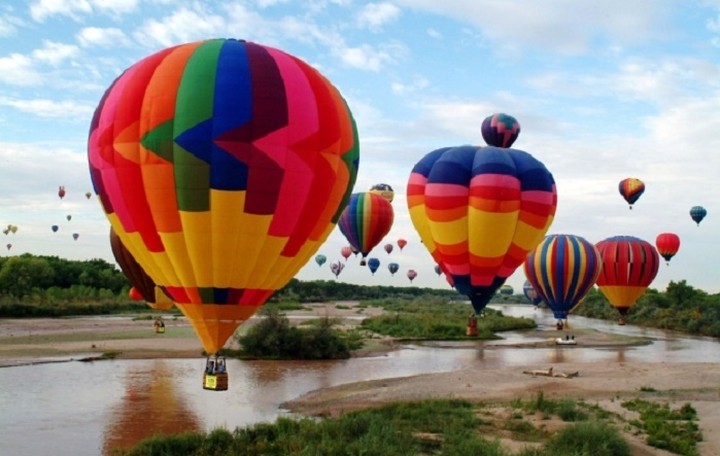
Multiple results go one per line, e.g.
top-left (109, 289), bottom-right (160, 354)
top-left (111, 228), bottom-right (175, 311)
top-left (407, 269), bottom-right (417, 282)
top-left (407, 143), bottom-right (557, 315)
top-left (383, 243), bottom-right (393, 254)
top-left (338, 192), bottom-right (394, 266)
top-left (66, 215), bottom-right (72, 221)
top-left (618, 178), bottom-right (644, 209)
top-left (388, 262), bottom-right (399, 276)
top-left (2, 229), bottom-right (7, 235)
top-left (481, 113), bottom-right (521, 148)
top-left (315, 254), bottom-right (327, 267)
top-left (87, 38), bottom-right (359, 380)
top-left (499, 284), bottom-right (514, 295)
top-left (655, 233), bottom-right (680, 265)
top-left (51, 225), bottom-right (59, 233)
top-left (340, 246), bottom-right (352, 261)
top-left (397, 238), bottom-right (407, 251)
top-left (690, 206), bottom-right (707, 226)
top-left (522, 280), bottom-right (542, 307)
top-left (129, 286), bottom-right (144, 301)
top-left (9, 225), bottom-right (17, 234)
top-left (58, 186), bottom-right (66, 199)
top-left (85, 191), bottom-right (92, 199)
top-left (6, 243), bottom-right (11, 250)
top-left (434, 264), bottom-right (442, 276)
top-left (524, 234), bottom-right (601, 326)
top-left (72, 233), bottom-right (79, 241)
top-left (367, 257), bottom-right (380, 275)
top-left (330, 260), bottom-right (345, 278)
top-left (369, 183), bottom-right (394, 203)
top-left (596, 235), bottom-right (659, 324)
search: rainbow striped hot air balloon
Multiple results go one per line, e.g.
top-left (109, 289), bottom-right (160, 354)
top-left (338, 192), bottom-right (394, 266)
top-left (407, 144), bottom-right (557, 314)
top-left (88, 38), bottom-right (359, 357)
top-left (524, 234), bottom-right (601, 323)
top-left (596, 235), bottom-right (659, 324)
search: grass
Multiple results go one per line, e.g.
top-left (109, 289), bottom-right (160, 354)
top-left (622, 398), bottom-right (702, 456)
top-left (116, 398), bottom-right (638, 456)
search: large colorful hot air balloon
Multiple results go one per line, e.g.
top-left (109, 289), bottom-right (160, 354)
top-left (87, 38), bottom-right (359, 358)
top-left (315, 254), bottom-right (327, 267)
top-left (407, 144), bottom-right (557, 314)
top-left (522, 280), bottom-right (542, 306)
top-left (524, 234), bottom-right (601, 324)
top-left (618, 178), bottom-right (645, 209)
top-left (655, 233), bottom-right (680, 265)
top-left (338, 192), bottom-right (394, 266)
top-left (110, 228), bottom-right (175, 311)
top-left (596, 235), bottom-right (659, 324)
top-left (481, 113), bottom-right (521, 148)
top-left (367, 257), bottom-right (380, 275)
top-left (369, 183), bottom-right (394, 203)
top-left (690, 206), bottom-right (707, 226)
top-left (388, 262), bottom-right (399, 276)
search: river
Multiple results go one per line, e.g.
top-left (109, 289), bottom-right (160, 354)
top-left (0, 304), bottom-right (717, 455)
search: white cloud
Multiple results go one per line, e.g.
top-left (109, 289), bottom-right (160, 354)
top-left (0, 54), bottom-right (42, 85)
top-left (335, 43), bottom-right (393, 71)
top-left (30, 0), bottom-right (92, 22)
top-left (426, 27), bottom-right (442, 39)
top-left (0, 97), bottom-right (94, 118)
top-left (391, 75), bottom-right (429, 95)
top-left (91, 0), bottom-right (139, 16)
top-left (358, 2), bottom-right (401, 30)
top-left (132, 6), bottom-right (227, 48)
top-left (0, 14), bottom-right (22, 37)
top-left (77, 26), bottom-right (129, 47)
top-left (32, 41), bottom-right (79, 66)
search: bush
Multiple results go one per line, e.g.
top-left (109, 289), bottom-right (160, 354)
top-left (545, 421), bottom-right (630, 456)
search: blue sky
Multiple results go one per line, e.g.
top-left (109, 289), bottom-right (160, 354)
top-left (0, 0), bottom-right (719, 295)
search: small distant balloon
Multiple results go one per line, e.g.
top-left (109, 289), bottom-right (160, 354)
top-left (340, 246), bottom-right (352, 261)
top-left (72, 233), bottom-right (79, 241)
top-left (369, 183), bottom-right (395, 203)
top-left (367, 258), bottom-right (380, 275)
top-left (9, 225), bottom-right (17, 234)
top-left (66, 215), bottom-right (72, 221)
top-left (2, 229), bottom-right (7, 235)
top-left (384, 243), bottom-right (393, 254)
top-left (388, 262), bottom-right (399, 276)
top-left (690, 206), bottom-right (707, 226)
top-left (434, 264), bottom-right (442, 276)
top-left (655, 233), bottom-right (680, 265)
top-left (481, 113), bottom-right (521, 148)
top-left (397, 238), bottom-right (407, 251)
top-left (6, 243), bottom-right (11, 250)
top-left (315, 254), bottom-right (327, 267)
top-left (85, 192), bottom-right (92, 199)
top-left (407, 269), bottom-right (417, 283)
top-left (330, 261), bottom-right (345, 279)
top-left (499, 284), bottom-right (514, 295)
top-left (51, 225), bottom-right (59, 233)
top-left (618, 178), bottom-right (645, 209)
top-left (58, 186), bottom-right (66, 199)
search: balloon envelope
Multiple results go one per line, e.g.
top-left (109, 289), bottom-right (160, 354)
top-left (522, 280), bottom-right (542, 306)
top-left (383, 243), bottom-right (393, 254)
top-left (524, 234), bottom-right (601, 320)
top-left (690, 206), bottom-right (707, 226)
top-left (655, 233), bottom-right (680, 264)
top-left (388, 262), bottom-right (399, 276)
top-left (596, 235), bottom-right (659, 317)
top-left (481, 113), bottom-right (521, 148)
top-left (407, 144), bottom-right (557, 314)
top-left (618, 178), bottom-right (645, 209)
top-left (397, 238), bottom-right (407, 251)
top-left (338, 192), bottom-right (394, 261)
top-left (369, 183), bottom-right (394, 203)
top-left (88, 38), bottom-right (359, 355)
top-left (340, 246), bottom-right (352, 261)
top-left (315, 254), bottom-right (327, 267)
top-left (51, 225), bottom-right (59, 233)
top-left (367, 257), bottom-right (380, 275)
top-left (499, 284), bottom-right (514, 295)
top-left (407, 269), bottom-right (417, 282)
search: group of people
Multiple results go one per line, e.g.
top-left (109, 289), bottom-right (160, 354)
top-left (205, 358), bottom-right (227, 374)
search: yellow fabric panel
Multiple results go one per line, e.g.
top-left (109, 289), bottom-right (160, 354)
top-left (178, 303), bottom-right (261, 355)
top-left (158, 231), bottom-right (195, 287)
top-left (221, 212), bottom-right (274, 287)
top-left (429, 217), bottom-right (468, 246)
top-left (150, 286), bottom-right (175, 310)
top-left (209, 190), bottom-right (246, 287)
top-left (246, 235), bottom-right (288, 286)
top-left (265, 238), bottom-right (322, 290)
top-left (599, 285), bottom-right (647, 309)
top-left (467, 209), bottom-right (516, 257)
top-left (178, 211), bottom-right (213, 286)
top-left (107, 215), bottom-right (171, 285)
top-left (511, 220), bottom-right (548, 252)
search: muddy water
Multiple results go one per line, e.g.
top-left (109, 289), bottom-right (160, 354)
top-left (1, 304), bottom-right (718, 455)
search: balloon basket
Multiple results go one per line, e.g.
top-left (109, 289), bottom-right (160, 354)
top-left (466, 326), bottom-right (478, 337)
top-left (155, 326), bottom-right (165, 334)
top-left (203, 372), bottom-right (229, 391)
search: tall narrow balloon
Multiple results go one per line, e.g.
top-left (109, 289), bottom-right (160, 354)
top-left (596, 235), bottom-right (659, 322)
top-left (407, 144), bottom-right (557, 314)
top-left (524, 234), bottom-right (601, 321)
top-left (88, 38), bottom-right (359, 355)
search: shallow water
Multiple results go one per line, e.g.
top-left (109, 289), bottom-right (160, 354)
top-left (1, 304), bottom-right (718, 455)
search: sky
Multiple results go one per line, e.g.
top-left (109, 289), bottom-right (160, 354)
top-left (0, 0), bottom-right (719, 295)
